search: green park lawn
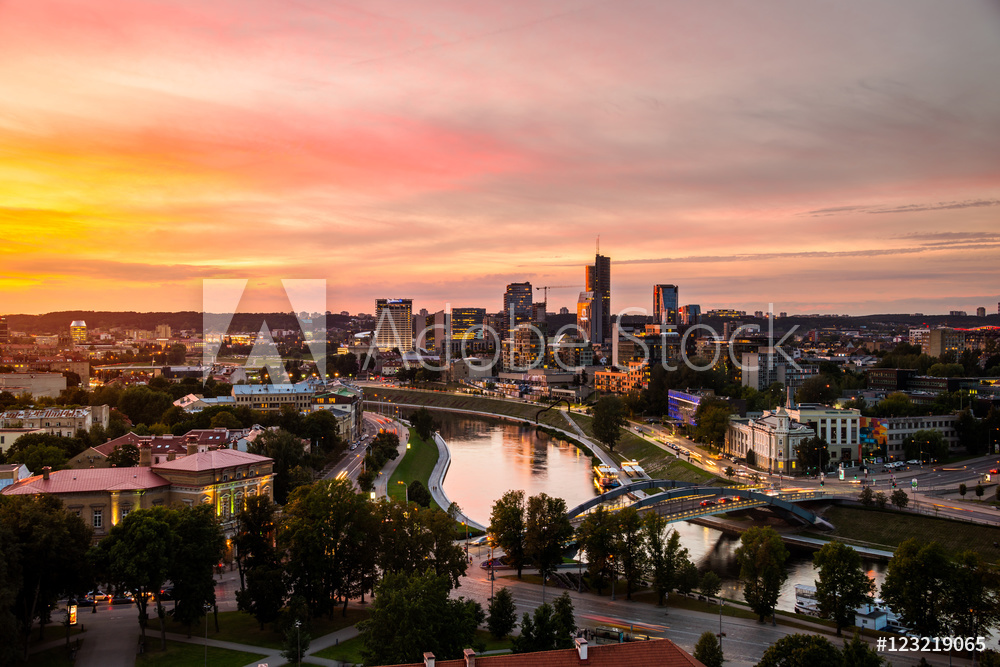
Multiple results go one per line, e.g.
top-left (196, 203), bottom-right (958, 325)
top-left (135, 640), bottom-right (265, 667)
top-left (26, 645), bottom-right (76, 667)
top-left (387, 429), bottom-right (439, 503)
top-left (312, 630), bottom-right (511, 665)
top-left (814, 505), bottom-right (1000, 560)
top-left (160, 608), bottom-right (369, 650)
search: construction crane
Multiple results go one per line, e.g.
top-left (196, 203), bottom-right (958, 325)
top-left (535, 285), bottom-right (578, 308)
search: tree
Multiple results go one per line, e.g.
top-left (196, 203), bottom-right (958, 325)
top-left (0, 521), bottom-right (21, 667)
top-left (700, 571), bottom-right (722, 599)
top-left (746, 449), bottom-right (757, 467)
top-left (117, 386), bottom-right (173, 428)
top-left (795, 376), bottom-right (839, 405)
top-left (874, 491), bottom-right (888, 509)
top-left (813, 541), bottom-right (875, 635)
top-left (576, 505), bottom-right (617, 595)
top-left (975, 483), bottom-right (985, 499)
top-left (880, 539), bottom-right (951, 637)
top-left (755, 633), bottom-right (842, 667)
top-left (858, 486), bottom-right (874, 507)
top-left (358, 569), bottom-right (484, 666)
top-left (209, 411), bottom-right (242, 430)
top-left (677, 560), bottom-right (700, 596)
top-left (592, 395), bottom-right (627, 452)
top-left (411, 408), bottom-right (437, 442)
top-left (102, 508), bottom-right (175, 651)
top-left (406, 480), bottom-right (432, 507)
top-left (644, 514), bottom-right (688, 606)
top-left (303, 409), bottom-right (343, 456)
top-left (106, 443), bottom-right (140, 468)
top-left (419, 509), bottom-right (469, 590)
top-left (489, 490), bottom-right (527, 578)
top-left (735, 526), bottom-right (789, 623)
top-left (795, 437), bottom-right (830, 474)
top-left (944, 550), bottom-right (1000, 640)
top-left (8, 444), bottom-right (68, 474)
top-left (693, 399), bottom-right (733, 448)
top-left (486, 587), bottom-right (517, 639)
top-left (281, 622), bottom-right (311, 664)
top-left (0, 495), bottom-right (92, 660)
top-left (959, 483), bottom-right (968, 497)
top-left (694, 630), bottom-right (724, 667)
top-left (512, 595), bottom-right (577, 654)
top-left (725, 465), bottom-right (735, 479)
top-left (281, 479), bottom-right (375, 618)
top-left (169, 505), bottom-right (225, 636)
top-left (613, 506), bottom-right (646, 601)
top-left (890, 489), bottom-right (908, 509)
top-left (524, 493), bottom-right (574, 600)
top-left (248, 429), bottom-right (309, 504)
top-left (842, 632), bottom-right (886, 667)
top-left (902, 429), bottom-right (946, 463)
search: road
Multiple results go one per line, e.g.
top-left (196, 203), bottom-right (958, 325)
top-left (323, 413), bottom-right (408, 491)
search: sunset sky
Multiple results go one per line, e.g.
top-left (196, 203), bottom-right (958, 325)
top-left (2, 0), bottom-right (999, 316)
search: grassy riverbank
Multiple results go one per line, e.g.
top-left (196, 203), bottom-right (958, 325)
top-left (812, 505), bottom-right (1000, 560)
top-left (387, 429), bottom-right (438, 504)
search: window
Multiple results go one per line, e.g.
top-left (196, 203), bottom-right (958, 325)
top-left (92, 510), bottom-right (103, 529)
top-left (121, 506), bottom-right (131, 520)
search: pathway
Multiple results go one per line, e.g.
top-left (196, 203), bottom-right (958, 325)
top-left (373, 418), bottom-right (409, 499)
top-left (428, 432), bottom-right (488, 531)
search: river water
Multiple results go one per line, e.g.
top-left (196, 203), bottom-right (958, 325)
top-left (429, 412), bottom-right (888, 612)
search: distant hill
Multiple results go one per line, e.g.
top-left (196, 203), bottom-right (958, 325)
top-left (3, 311), bottom-right (354, 335)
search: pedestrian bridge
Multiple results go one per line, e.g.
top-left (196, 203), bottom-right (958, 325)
top-left (567, 479), bottom-right (833, 529)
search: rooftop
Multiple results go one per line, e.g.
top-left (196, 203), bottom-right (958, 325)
top-left (2, 467), bottom-right (170, 495)
top-left (152, 448), bottom-right (271, 472)
top-left (232, 382), bottom-right (313, 396)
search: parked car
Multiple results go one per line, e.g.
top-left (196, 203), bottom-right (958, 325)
top-left (86, 589), bottom-right (110, 602)
top-left (906, 460), bottom-right (921, 465)
top-left (990, 468), bottom-right (999, 474)
top-left (159, 586), bottom-right (175, 601)
top-left (110, 592), bottom-right (133, 605)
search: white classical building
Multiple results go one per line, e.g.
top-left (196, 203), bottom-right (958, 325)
top-left (726, 407), bottom-right (815, 473)
top-left (785, 404), bottom-right (862, 463)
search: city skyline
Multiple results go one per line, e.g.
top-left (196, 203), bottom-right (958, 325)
top-left (2, 1), bottom-right (999, 315)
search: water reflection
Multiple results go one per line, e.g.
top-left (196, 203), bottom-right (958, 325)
top-left (427, 411), bottom-right (888, 612)
top-left (428, 412), bottom-right (597, 525)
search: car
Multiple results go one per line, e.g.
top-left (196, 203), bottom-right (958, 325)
top-left (717, 497), bottom-right (732, 504)
top-left (159, 586), bottom-right (175, 601)
top-left (86, 589), bottom-right (110, 602)
top-left (110, 592), bottom-right (133, 605)
top-left (990, 468), bottom-right (999, 474)
top-left (699, 499), bottom-right (716, 507)
top-left (906, 460), bottom-right (921, 465)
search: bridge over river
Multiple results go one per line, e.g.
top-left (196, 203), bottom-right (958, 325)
top-left (568, 480), bottom-right (834, 530)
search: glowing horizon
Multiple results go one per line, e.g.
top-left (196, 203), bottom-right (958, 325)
top-left (2, 0), bottom-right (999, 316)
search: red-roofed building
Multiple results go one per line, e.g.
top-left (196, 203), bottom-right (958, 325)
top-left (378, 639), bottom-right (703, 667)
top-left (68, 428), bottom-right (239, 469)
top-left (2, 449), bottom-right (273, 541)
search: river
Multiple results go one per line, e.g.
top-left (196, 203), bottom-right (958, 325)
top-left (428, 411), bottom-right (888, 612)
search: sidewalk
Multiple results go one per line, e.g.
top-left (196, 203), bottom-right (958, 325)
top-left (373, 420), bottom-right (409, 498)
top-left (428, 432), bottom-right (487, 531)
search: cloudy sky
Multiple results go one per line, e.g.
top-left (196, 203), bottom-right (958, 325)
top-left (2, 0), bottom-right (999, 316)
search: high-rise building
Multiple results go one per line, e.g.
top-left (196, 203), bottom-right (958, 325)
top-left (585, 254), bottom-right (611, 344)
top-left (558, 307), bottom-right (569, 315)
top-left (374, 299), bottom-right (413, 351)
top-left (977, 307), bottom-right (987, 317)
top-left (653, 285), bottom-right (678, 326)
top-left (679, 305), bottom-right (701, 326)
top-left (576, 292), bottom-right (595, 342)
top-left (70, 320), bottom-right (87, 343)
top-left (155, 324), bottom-right (172, 339)
top-left (502, 282), bottom-right (533, 339)
top-left (451, 307), bottom-right (487, 340)
top-left (0, 316), bottom-right (7, 343)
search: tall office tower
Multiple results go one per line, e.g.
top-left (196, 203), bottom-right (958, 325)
top-left (559, 306), bottom-right (569, 315)
top-left (502, 282), bottom-right (533, 339)
top-left (0, 316), bottom-right (7, 343)
top-left (585, 253), bottom-right (611, 343)
top-left (374, 299), bottom-right (413, 351)
top-left (577, 292), bottom-right (595, 341)
top-left (531, 302), bottom-right (547, 325)
top-left (978, 307), bottom-right (987, 317)
top-left (451, 307), bottom-right (487, 340)
top-left (653, 284), bottom-right (679, 326)
top-left (679, 304), bottom-right (701, 326)
top-left (70, 320), bottom-right (87, 343)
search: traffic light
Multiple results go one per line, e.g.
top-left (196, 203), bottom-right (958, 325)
top-left (892, 480), bottom-right (896, 488)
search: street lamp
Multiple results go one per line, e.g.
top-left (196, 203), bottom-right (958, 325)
top-left (295, 620), bottom-right (302, 667)
top-left (204, 603), bottom-right (213, 667)
top-left (398, 480), bottom-right (408, 503)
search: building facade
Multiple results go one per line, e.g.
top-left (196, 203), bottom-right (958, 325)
top-left (786, 404), bottom-right (862, 463)
top-left (232, 382), bottom-right (314, 412)
top-left (726, 408), bottom-right (815, 472)
top-left (374, 298), bottom-right (413, 351)
top-left (502, 282), bottom-right (533, 340)
top-left (585, 254), bottom-right (611, 344)
top-left (653, 284), bottom-right (678, 326)
top-left (0, 405), bottom-right (111, 436)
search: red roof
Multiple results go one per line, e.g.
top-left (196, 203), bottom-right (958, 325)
top-left (1, 467), bottom-right (170, 495)
top-left (152, 449), bottom-right (270, 472)
top-left (379, 639), bottom-right (703, 667)
top-left (94, 429), bottom-right (236, 457)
